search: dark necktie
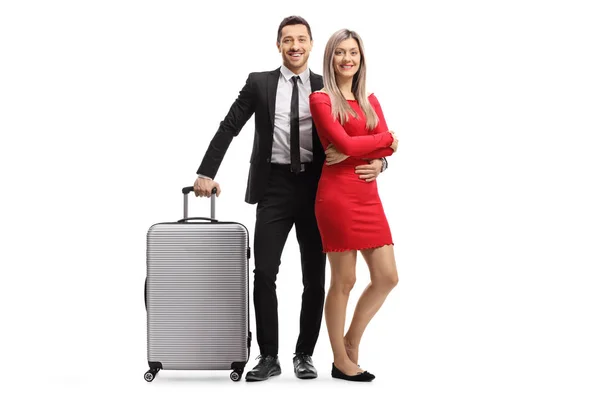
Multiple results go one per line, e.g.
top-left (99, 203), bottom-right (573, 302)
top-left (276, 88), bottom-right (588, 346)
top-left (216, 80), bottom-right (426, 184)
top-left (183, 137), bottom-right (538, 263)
top-left (290, 76), bottom-right (301, 173)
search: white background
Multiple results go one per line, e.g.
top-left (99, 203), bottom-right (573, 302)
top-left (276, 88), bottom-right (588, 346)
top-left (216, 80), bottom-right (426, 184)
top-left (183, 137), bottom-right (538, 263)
top-left (1, 0), bottom-right (599, 399)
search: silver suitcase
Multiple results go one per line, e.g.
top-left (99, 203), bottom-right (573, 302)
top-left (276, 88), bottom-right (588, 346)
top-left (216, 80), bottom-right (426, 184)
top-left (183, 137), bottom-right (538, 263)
top-left (144, 187), bottom-right (251, 382)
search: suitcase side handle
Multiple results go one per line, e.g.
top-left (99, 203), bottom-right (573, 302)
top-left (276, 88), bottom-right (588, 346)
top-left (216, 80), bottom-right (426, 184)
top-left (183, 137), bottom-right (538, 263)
top-left (182, 186), bottom-right (216, 220)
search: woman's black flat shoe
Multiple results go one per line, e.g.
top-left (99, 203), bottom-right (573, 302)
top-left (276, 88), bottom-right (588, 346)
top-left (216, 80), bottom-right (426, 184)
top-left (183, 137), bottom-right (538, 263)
top-left (331, 363), bottom-right (375, 382)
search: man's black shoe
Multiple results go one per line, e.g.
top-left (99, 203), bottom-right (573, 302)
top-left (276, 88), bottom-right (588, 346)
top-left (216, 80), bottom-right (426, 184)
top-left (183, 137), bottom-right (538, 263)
top-left (293, 353), bottom-right (318, 379)
top-left (245, 355), bottom-right (281, 382)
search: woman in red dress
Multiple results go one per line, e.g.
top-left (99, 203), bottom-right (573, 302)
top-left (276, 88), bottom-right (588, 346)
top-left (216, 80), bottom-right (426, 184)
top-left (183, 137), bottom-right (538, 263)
top-left (309, 29), bottom-right (399, 382)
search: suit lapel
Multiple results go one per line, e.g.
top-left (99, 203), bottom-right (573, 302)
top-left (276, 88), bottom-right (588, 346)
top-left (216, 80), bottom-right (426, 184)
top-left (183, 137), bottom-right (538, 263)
top-left (266, 68), bottom-right (280, 130)
top-left (309, 70), bottom-right (323, 93)
top-left (309, 70), bottom-right (324, 159)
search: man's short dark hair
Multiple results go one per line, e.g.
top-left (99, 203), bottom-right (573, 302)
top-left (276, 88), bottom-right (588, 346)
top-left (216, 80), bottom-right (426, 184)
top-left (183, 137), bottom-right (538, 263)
top-left (277, 16), bottom-right (313, 43)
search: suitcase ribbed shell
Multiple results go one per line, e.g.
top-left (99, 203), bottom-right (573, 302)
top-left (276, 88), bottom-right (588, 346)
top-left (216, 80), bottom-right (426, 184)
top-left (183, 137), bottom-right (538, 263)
top-left (146, 222), bottom-right (249, 370)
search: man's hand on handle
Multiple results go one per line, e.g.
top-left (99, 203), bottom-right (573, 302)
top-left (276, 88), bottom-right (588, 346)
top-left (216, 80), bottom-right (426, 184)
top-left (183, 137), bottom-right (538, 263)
top-left (193, 177), bottom-right (221, 197)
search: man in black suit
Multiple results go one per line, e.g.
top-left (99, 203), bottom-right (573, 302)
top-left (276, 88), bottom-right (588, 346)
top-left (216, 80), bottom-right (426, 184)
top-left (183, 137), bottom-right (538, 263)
top-left (193, 16), bottom-right (387, 381)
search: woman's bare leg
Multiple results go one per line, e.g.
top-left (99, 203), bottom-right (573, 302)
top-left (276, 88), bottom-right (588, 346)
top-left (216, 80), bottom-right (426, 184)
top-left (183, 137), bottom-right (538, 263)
top-left (344, 245), bottom-right (398, 364)
top-left (325, 250), bottom-right (363, 375)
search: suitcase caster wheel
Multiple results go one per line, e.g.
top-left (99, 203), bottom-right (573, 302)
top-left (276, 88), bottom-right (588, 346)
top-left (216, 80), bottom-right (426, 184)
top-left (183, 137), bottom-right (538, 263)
top-left (144, 369), bottom-right (158, 382)
top-left (230, 370), bottom-right (243, 382)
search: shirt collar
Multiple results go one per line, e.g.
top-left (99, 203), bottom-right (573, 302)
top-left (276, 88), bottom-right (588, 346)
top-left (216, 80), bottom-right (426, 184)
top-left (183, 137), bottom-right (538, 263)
top-left (280, 65), bottom-right (310, 84)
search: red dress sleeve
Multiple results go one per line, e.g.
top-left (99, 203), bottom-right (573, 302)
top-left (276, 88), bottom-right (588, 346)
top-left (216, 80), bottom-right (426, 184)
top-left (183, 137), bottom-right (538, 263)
top-left (359, 94), bottom-right (394, 159)
top-left (309, 92), bottom-right (393, 157)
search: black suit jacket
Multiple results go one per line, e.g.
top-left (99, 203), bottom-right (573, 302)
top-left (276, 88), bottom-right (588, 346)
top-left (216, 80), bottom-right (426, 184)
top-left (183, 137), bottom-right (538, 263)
top-left (197, 68), bottom-right (325, 204)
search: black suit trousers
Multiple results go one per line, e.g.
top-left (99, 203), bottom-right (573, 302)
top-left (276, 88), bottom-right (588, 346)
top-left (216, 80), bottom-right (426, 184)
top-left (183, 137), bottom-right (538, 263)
top-left (252, 164), bottom-right (326, 357)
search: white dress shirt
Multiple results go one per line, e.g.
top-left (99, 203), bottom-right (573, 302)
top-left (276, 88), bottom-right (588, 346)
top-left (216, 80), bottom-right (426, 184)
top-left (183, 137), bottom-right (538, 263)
top-left (271, 65), bottom-right (313, 164)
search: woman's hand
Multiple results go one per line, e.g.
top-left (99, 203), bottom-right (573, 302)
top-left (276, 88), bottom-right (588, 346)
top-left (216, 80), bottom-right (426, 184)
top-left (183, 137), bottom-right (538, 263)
top-left (389, 130), bottom-right (398, 153)
top-left (325, 144), bottom-right (350, 165)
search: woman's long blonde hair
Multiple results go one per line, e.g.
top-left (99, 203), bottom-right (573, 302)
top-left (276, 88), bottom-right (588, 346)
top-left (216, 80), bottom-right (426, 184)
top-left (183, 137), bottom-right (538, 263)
top-left (322, 29), bottom-right (378, 130)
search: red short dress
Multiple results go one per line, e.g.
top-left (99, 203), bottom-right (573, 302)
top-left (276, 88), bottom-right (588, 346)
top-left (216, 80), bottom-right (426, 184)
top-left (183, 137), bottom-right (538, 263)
top-left (309, 92), bottom-right (395, 253)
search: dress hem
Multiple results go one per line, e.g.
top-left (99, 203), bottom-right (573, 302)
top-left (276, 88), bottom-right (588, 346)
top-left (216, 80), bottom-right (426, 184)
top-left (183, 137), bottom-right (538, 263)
top-left (323, 242), bottom-right (394, 253)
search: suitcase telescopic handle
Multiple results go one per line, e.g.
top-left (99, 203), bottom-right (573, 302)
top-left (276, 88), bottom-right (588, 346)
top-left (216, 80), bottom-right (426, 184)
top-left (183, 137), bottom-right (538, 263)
top-left (181, 186), bottom-right (216, 221)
